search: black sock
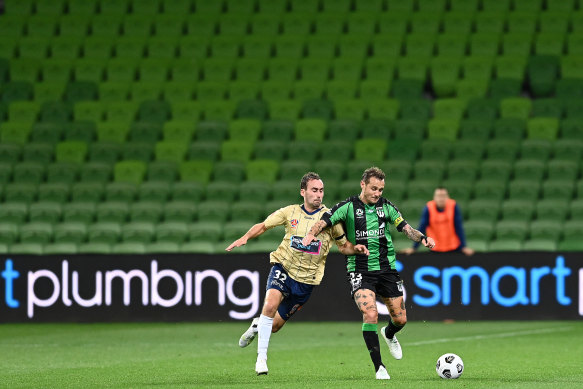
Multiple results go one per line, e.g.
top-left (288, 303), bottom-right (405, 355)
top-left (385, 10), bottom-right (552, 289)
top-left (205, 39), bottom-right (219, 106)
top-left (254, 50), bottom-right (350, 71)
top-left (362, 323), bottom-right (383, 372)
top-left (385, 320), bottom-right (404, 339)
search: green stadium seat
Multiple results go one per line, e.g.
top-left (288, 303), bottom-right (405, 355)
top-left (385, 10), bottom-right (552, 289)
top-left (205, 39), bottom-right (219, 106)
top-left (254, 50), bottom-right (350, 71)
top-left (542, 180), bottom-right (574, 201)
top-left (231, 201), bottom-right (266, 223)
top-left (96, 121), bottom-right (130, 144)
top-left (526, 118), bottom-right (560, 140)
top-left (113, 161), bottom-right (147, 185)
top-left (65, 81), bottom-right (98, 102)
top-left (62, 202), bottom-right (96, 224)
top-left (354, 139), bottom-right (387, 163)
top-left (152, 142), bottom-right (187, 165)
top-left (553, 140), bottom-right (583, 163)
top-left (96, 202), bottom-right (129, 224)
top-left (245, 160), bottom-right (280, 184)
top-left (463, 219), bottom-right (495, 242)
top-left (53, 222), bottom-right (87, 245)
top-left (488, 239), bottom-right (523, 251)
top-left (205, 181), bottom-right (238, 202)
top-left (71, 183), bottom-right (104, 203)
top-left (55, 141), bottom-right (87, 163)
top-left (501, 200), bottom-right (535, 222)
top-left (110, 242), bottom-right (145, 254)
top-left (547, 160), bottom-right (579, 181)
top-left (499, 98), bottom-right (532, 120)
top-left (271, 179), bottom-right (302, 203)
top-left (30, 123), bottom-right (63, 144)
top-left (136, 181), bottom-right (169, 203)
top-left (535, 33), bottom-right (565, 56)
top-left (520, 139), bottom-right (552, 162)
top-left (163, 201), bottom-right (197, 223)
top-left (495, 220), bottom-right (529, 242)
top-left (8, 101), bottom-right (40, 123)
top-left (0, 223), bottom-right (19, 245)
top-left (78, 163), bottom-right (111, 184)
top-left (9, 243), bottom-right (44, 255)
top-left (20, 222), bottom-right (53, 245)
top-left (77, 242), bottom-right (111, 254)
top-left (493, 118), bottom-right (526, 140)
top-left (105, 182), bottom-right (137, 203)
top-left (508, 180), bottom-right (540, 201)
top-left (42, 243), bottom-right (79, 255)
top-left (513, 160), bottom-right (545, 181)
top-left (522, 240), bottom-right (557, 251)
top-left (89, 143), bottom-right (121, 164)
top-left (154, 222), bottom-right (188, 244)
top-left (178, 160), bottom-right (213, 184)
top-left (12, 162), bottom-right (44, 184)
top-left (532, 98), bottom-right (563, 118)
top-left (535, 199), bottom-right (569, 222)
top-left (433, 99), bottom-right (466, 121)
top-left (38, 183), bottom-right (69, 203)
top-left (121, 221), bottom-right (155, 244)
top-left (427, 119), bottom-right (460, 141)
top-left (223, 221), bottom-right (254, 241)
top-left (239, 181), bottom-right (272, 204)
top-left (392, 80), bottom-right (424, 99)
top-left (146, 162), bottom-right (178, 183)
top-left (29, 202), bottom-right (62, 224)
top-left (361, 119), bottom-right (392, 140)
top-left (472, 179), bottom-right (506, 201)
top-left (22, 143), bottom-right (54, 164)
top-left (446, 160), bottom-right (479, 182)
top-left (527, 55), bottom-right (559, 97)
top-left (406, 180), bottom-right (439, 202)
top-left (120, 143), bottom-right (153, 163)
top-left (0, 144), bottom-right (20, 165)
top-left (41, 60), bottom-right (73, 83)
top-left (0, 202), bottom-right (28, 224)
top-left (1, 81), bottom-right (34, 102)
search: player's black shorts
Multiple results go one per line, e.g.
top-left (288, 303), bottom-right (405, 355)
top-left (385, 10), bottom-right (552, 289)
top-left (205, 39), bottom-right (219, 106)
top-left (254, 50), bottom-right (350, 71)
top-left (346, 270), bottom-right (404, 299)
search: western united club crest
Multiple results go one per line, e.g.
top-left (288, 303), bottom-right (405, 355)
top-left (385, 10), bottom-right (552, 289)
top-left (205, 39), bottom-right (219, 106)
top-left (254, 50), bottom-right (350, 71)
top-left (290, 219), bottom-right (299, 227)
top-left (376, 208), bottom-right (385, 218)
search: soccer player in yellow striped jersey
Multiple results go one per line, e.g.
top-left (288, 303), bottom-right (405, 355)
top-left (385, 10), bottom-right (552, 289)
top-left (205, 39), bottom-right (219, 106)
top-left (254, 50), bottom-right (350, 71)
top-left (226, 172), bottom-right (369, 375)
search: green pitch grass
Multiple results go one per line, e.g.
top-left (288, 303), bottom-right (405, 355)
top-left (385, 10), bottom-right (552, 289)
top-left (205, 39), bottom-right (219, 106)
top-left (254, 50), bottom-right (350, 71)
top-left (1, 321), bottom-right (582, 388)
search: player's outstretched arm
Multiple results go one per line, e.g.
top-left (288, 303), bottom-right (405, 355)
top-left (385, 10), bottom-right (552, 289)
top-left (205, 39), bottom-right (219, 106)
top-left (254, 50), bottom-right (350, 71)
top-left (225, 222), bottom-right (267, 251)
top-left (302, 220), bottom-right (327, 246)
top-left (338, 241), bottom-right (369, 256)
top-left (402, 224), bottom-right (436, 250)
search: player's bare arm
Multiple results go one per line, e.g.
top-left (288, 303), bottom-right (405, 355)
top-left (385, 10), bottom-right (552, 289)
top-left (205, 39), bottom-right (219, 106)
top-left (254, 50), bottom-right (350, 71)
top-left (302, 220), bottom-right (327, 246)
top-left (402, 224), bottom-right (436, 249)
top-left (225, 222), bottom-right (267, 251)
top-left (338, 241), bottom-right (370, 256)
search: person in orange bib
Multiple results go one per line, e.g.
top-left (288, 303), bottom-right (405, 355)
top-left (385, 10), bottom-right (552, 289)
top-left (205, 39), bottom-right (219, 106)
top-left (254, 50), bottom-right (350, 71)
top-left (401, 187), bottom-right (474, 256)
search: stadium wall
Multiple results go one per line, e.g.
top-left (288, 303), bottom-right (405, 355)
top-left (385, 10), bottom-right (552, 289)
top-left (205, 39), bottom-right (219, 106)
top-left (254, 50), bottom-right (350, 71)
top-left (0, 253), bottom-right (581, 322)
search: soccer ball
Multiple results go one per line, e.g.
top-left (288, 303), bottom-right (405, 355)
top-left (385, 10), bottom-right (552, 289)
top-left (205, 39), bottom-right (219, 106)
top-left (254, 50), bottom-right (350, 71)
top-left (436, 353), bottom-right (464, 379)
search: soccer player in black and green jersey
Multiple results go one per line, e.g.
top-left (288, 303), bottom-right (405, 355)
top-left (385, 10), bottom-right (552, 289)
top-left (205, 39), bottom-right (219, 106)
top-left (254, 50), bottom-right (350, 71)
top-left (303, 167), bottom-right (436, 380)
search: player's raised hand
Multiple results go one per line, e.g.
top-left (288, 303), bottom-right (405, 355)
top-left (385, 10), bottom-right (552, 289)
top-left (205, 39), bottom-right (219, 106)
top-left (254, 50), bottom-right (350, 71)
top-left (422, 236), bottom-right (436, 249)
top-left (225, 237), bottom-right (247, 251)
top-left (354, 244), bottom-right (369, 256)
top-left (302, 233), bottom-right (315, 246)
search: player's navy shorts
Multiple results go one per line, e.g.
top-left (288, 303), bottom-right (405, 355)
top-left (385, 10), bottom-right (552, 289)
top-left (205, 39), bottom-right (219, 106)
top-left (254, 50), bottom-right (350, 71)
top-left (346, 270), bottom-right (404, 299)
top-left (266, 263), bottom-right (314, 321)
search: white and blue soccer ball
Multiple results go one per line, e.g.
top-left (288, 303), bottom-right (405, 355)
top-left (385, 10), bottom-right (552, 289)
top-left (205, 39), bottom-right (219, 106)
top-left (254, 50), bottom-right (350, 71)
top-left (436, 353), bottom-right (464, 379)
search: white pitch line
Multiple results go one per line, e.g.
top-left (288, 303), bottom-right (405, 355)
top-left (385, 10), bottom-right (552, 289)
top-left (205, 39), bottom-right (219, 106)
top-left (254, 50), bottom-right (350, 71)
top-left (407, 326), bottom-right (573, 347)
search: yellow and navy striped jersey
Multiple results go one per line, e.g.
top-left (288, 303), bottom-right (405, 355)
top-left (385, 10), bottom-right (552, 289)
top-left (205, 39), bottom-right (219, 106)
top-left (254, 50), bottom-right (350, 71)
top-left (264, 204), bottom-right (348, 285)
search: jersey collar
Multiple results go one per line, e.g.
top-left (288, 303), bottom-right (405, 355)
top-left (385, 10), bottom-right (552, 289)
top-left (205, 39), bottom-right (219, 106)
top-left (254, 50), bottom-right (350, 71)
top-left (301, 204), bottom-right (322, 215)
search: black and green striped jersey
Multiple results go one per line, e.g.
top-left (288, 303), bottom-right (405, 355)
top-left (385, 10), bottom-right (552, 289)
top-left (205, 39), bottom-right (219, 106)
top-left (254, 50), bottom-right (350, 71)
top-left (321, 196), bottom-right (408, 273)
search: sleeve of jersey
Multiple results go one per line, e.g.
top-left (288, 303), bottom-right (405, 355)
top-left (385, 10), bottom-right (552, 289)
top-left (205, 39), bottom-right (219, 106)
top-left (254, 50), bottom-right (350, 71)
top-left (263, 207), bottom-right (287, 229)
top-left (389, 204), bottom-right (408, 232)
top-left (331, 223), bottom-right (348, 246)
top-left (321, 201), bottom-right (349, 228)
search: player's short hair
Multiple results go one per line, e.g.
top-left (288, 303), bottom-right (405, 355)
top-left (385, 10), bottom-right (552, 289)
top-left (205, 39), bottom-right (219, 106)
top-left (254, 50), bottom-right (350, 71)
top-left (300, 172), bottom-right (322, 190)
top-left (361, 167), bottom-right (385, 184)
top-left (435, 186), bottom-right (449, 192)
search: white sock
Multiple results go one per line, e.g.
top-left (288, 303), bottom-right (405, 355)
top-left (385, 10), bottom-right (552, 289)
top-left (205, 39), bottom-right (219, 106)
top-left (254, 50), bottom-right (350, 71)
top-left (257, 314), bottom-right (274, 360)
